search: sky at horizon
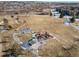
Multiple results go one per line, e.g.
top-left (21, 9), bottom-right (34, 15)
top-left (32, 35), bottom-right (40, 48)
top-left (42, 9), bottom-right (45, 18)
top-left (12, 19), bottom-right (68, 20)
top-left (0, 0), bottom-right (79, 2)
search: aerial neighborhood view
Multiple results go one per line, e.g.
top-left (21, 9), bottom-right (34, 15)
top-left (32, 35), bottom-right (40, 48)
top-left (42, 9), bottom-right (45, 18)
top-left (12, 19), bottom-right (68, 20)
top-left (0, 1), bottom-right (79, 57)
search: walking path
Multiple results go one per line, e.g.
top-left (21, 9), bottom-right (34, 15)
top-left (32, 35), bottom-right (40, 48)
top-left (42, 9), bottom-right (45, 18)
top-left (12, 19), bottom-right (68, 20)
top-left (70, 23), bottom-right (79, 31)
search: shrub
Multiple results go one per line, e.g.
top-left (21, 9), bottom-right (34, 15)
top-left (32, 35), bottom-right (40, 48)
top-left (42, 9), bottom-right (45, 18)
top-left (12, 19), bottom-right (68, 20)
top-left (59, 11), bottom-right (64, 18)
top-left (70, 17), bottom-right (75, 23)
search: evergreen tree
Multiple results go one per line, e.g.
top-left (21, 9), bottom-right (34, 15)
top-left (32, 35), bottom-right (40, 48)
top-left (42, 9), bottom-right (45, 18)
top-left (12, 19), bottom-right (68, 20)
top-left (59, 10), bottom-right (64, 18)
top-left (49, 11), bottom-right (52, 16)
top-left (70, 17), bottom-right (75, 23)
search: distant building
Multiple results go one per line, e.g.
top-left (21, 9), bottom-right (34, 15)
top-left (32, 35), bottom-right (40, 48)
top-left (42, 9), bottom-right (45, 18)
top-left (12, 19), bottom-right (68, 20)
top-left (64, 20), bottom-right (70, 25)
top-left (63, 15), bottom-right (72, 19)
top-left (75, 18), bottom-right (79, 21)
top-left (0, 25), bottom-right (8, 32)
top-left (51, 8), bottom-right (60, 18)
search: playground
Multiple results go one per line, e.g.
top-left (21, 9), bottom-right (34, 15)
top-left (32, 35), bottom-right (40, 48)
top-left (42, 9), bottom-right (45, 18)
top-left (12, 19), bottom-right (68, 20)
top-left (0, 15), bottom-right (79, 57)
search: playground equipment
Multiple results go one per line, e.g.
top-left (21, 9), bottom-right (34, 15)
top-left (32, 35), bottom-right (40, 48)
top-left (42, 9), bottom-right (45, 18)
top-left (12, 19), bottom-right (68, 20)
top-left (12, 27), bottom-right (55, 56)
top-left (13, 28), bottom-right (40, 56)
top-left (0, 18), bottom-right (10, 32)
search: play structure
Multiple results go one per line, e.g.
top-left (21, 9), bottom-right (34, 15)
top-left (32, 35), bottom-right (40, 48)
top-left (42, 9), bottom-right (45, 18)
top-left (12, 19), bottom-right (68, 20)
top-left (12, 27), bottom-right (55, 56)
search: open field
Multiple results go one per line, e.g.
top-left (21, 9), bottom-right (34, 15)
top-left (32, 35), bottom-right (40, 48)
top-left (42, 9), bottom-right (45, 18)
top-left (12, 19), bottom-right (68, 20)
top-left (0, 15), bottom-right (79, 57)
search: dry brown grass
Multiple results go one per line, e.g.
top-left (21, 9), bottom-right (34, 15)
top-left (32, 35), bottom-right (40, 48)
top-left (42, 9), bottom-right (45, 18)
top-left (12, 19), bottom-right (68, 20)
top-left (0, 15), bottom-right (79, 57)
